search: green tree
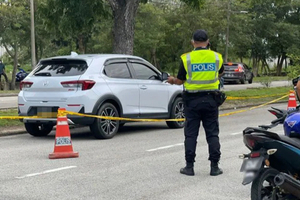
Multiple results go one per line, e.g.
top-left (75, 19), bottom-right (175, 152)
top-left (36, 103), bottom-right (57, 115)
top-left (134, 3), bottom-right (169, 70)
top-left (0, 0), bottom-right (30, 89)
top-left (106, 0), bottom-right (205, 55)
top-left (40, 0), bottom-right (109, 54)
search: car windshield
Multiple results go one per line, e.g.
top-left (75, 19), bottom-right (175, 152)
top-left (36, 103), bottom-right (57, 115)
top-left (33, 60), bottom-right (88, 77)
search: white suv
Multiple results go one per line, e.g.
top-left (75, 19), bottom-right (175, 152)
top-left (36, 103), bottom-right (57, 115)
top-left (18, 53), bottom-right (185, 139)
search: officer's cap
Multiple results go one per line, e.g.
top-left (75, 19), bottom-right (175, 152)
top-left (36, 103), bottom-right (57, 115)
top-left (192, 29), bottom-right (208, 42)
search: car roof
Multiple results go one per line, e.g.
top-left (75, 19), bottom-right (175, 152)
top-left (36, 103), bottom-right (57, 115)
top-left (224, 62), bottom-right (244, 65)
top-left (40, 53), bottom-right (145, 62)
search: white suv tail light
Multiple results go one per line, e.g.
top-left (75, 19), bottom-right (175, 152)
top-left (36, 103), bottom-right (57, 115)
top-left (61, 80), bottom-right (95, 90)
top-left (20, 81), bottom-right (33, 90)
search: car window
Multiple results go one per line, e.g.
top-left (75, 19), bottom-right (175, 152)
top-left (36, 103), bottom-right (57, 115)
top-left (131, 63), bottom-right (158, 80)
top-left (104, 63), bottom-right (131, 79)
top-left (33, 60), bottom-right (88, 76)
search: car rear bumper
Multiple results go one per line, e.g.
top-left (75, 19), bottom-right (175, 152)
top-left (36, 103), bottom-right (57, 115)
top-left (18, 93), bottom-right (97, 125)
top-left (223, 72), bottom-right (244, 81)
top-left (20, 114), bottom-right (95, 125)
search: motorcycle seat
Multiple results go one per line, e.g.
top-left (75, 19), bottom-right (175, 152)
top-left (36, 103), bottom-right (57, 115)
top-left (244, 127), bottom-right (300, 149)
top-left (278, 135), bottom-right (300, 149)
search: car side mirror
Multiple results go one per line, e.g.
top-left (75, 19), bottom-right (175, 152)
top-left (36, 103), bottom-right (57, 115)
top-left (161, 72), bottom-right (169, 81)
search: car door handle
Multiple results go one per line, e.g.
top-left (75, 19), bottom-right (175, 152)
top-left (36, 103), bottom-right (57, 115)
top-left (140, 85), bottom-right (147, 90)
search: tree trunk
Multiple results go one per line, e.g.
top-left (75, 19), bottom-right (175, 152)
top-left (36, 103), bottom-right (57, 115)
top-left (77, 35), bottom-right (85, 54)
top-left (108, 0), bottom-right (140, 55)
top-left (276, 54), bottom-right (285, 76)
top-left (151, 48), bottom-right (160, 70)
top-left (276, 55), bottom-right (281, 75)
top-left (263, 59), bottom-right (270, 75)
top-left (252, 57), bottom-right (259, 77)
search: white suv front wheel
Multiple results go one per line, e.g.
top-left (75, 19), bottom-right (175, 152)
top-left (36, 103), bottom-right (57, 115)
top-left (90, 103), bottom-right (120, 139)
top-left (166, 97), bottom-right (185, 129)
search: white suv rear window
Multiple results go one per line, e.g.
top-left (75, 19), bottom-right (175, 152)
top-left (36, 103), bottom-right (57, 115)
top-left (33, 59), bottom-right (88, 77)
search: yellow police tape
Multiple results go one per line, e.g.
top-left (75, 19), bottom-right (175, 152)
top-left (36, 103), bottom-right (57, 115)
top-left (226, 93), bottom-right (288, 100)
top-left (0, 93), bottom-right (289, 122)
top-left (219, 94), bottom-right (289, 117)
top-left (64, 110), bottom-right (186, 122)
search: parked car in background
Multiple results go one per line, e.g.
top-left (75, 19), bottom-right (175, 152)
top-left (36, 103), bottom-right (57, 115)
top-left (223, 62), bottom-right (254, 84)
top-left (18, 53), bottom-right (185, 139)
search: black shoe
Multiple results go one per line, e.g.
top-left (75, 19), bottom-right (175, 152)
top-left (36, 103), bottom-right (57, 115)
top-left (180, 167), bottom-right (195, 176)
top-left (210, 162), bottom-right (223, 176)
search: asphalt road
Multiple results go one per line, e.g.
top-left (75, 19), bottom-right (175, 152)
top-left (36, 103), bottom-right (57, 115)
top-left (0, 103), bottom-right (286, 200)
top-left (0, 81), bottom-right (291, 109)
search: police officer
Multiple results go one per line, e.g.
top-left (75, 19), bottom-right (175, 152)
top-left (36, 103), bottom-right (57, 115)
top-left (0, 60), bottom-right (8, 83)
top-left (167, 29), bottom-right (224, 176)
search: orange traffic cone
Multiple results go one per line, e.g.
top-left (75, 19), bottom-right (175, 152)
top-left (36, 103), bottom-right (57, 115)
top-left (49, 108), bottom-right (79, 159)
top-left (287, 90), bottom-right (297, 111)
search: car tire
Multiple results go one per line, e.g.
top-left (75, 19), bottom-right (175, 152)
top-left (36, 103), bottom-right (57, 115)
top-left (166, 97), bottom-right (185, 129)
top-left (240, 76), bottom-right (246, 84)
top-left (90, 103), bottom-right (119, 139)
top-left (25, 123), bottom-right (53, 137)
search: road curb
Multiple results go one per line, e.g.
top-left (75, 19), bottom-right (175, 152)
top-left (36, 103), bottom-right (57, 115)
top-left (0, 93), bottom-right (18, 97)
top-left (0, 127), bottom-right (26, 137)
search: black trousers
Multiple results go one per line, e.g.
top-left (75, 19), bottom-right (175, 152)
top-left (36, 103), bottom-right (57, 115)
top-left (183, 92), bottom-right (221, 163)
top-left (0, 72), bottom-right (8, 82)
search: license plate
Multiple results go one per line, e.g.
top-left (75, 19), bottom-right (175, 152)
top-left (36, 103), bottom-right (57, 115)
top-left (37, 112), bottom-right (57, 118)
top-left (240, 157), bottom-right (264, 172)
top-left (36, 107), bottom-right (58, 118)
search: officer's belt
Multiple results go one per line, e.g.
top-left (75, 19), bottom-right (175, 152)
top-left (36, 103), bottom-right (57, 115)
top-left (184, 90), bottom-right (219, 97)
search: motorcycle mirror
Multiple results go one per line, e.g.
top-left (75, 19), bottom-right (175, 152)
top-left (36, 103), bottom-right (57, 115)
top-left (271, 117), bottom-right (284, 124)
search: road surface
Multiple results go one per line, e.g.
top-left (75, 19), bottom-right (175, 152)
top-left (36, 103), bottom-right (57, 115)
top-left (0, 103), bottom-right (286, 199)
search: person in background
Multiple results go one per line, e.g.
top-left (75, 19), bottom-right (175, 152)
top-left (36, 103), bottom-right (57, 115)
top-left (0, 60), bottom-right (8, 83)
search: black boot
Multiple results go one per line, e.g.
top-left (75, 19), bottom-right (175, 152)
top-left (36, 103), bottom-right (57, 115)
top-left (210, 161), bottom-right (223, 176)
top-left (180, 162), bottom-right (194, 176)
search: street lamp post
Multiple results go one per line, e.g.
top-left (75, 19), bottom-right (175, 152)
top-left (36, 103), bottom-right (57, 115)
top-left (224, 0), bottom-right (248, 63)
top-left (224, 0), bottom-right (230, 63)
top-left (30, 0), bottom-right (36, 69)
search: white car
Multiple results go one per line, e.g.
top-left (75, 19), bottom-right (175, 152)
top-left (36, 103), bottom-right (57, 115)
top-left (18, 53), bottom-right (185, 139)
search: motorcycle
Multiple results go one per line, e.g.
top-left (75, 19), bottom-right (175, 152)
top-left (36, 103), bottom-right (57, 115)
top-left (15, 67), bottom-right (28, 82)
top-left (240, 78), bottom-right (300, 200)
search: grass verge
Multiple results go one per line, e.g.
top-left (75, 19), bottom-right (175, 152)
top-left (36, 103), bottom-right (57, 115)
top-left (253, 76), bottom-right (289, 83)
top-left (0, 109), bottom-right (23, 127)
top-left (221, 86), bottom-right (290, 109)
top-left (0, 89), bottom-right (19, 94)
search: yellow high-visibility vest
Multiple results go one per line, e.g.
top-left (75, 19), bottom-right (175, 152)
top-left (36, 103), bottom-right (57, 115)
top-left (181, 49), bottom-right (223, 91)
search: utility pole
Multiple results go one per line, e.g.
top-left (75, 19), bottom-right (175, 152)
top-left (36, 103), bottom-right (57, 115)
top-left (30, 0), bottom-right (36, 69)
top-left (224, 0), bottom-right (230, 63)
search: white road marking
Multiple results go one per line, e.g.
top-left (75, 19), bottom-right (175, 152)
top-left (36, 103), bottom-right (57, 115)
top-left (231, 132), bottom-right (243, 135)
top-left (15, 166), bottom-right (77, 179)
top-left (147, 143), bottom-right (183, 152)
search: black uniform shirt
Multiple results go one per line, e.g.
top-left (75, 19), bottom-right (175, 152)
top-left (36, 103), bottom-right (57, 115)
top-left (0, 63), bottom-right (5, 74)
top-left (177, 47), bottom-right (224, 81)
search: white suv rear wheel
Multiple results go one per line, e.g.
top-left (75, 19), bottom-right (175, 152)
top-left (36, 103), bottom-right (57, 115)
top-left (25, 123), bottom-right (53, 137)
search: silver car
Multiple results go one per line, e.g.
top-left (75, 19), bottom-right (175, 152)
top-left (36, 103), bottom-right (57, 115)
top-left (18, 53), bottom-right (185, 139)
